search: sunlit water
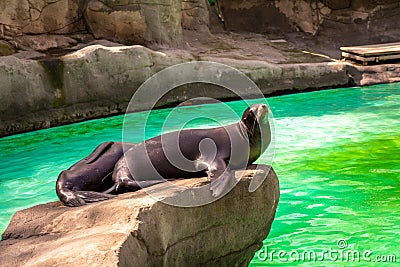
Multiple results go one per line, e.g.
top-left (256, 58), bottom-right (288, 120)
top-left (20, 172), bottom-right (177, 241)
top-left (0, 84), bottom-right (399, 266)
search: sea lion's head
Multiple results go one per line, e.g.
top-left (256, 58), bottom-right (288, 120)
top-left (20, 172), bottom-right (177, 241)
top-left (240, 104), bottom-right (271, 161)
top-left (241, 104), bottom-right (269, 134)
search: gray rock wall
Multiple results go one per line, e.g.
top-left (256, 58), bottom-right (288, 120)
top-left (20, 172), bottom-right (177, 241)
top-left (0, 44), bottom-right (352, 137)
top-left (2, 43), bottom-right (400, 137)
top-left (0, 167), bottom-right (280, 267)
top-left (0, 45), bottom-right (193, 135)
top-left (1, 0), bottom-right (400, 136)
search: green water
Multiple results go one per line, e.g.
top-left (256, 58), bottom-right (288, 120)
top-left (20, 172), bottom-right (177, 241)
top-left (0, 84), bottom-right (399, 265)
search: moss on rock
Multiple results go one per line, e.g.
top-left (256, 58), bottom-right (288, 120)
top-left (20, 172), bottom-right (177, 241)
top-left (0, 41), bottom-right (15, 56)
top-left (38, 59), bottom-right (66, 107)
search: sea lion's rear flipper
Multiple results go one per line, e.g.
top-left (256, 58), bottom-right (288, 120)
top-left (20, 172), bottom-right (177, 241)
top-left (75, 191), bottom-right (116, 203)
top-left (208, 158), bottom-right (235, 197)
top-left (57, 189), bottom-right (86, 207)
top-left (59, 190), bottom-right (115, 207)
top-left (84, 141), bottom-right (114, 164)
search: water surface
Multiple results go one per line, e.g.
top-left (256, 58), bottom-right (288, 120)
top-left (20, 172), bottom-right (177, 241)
top-left (0, 83), bottom-right (399, 265)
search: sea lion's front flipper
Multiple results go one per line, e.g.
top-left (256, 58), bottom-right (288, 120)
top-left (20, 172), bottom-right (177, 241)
top-left (75, 191), bottom-right (116, 203)
top-left (84, 141), bottom-right (114, 164)
top-left (208, 158), bottom-right (234, 197)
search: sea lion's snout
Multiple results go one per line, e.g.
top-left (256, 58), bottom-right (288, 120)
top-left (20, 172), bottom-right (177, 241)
top-left (261, 104), bottom-right (268, 110)
top-left (260, 104), bottom-right (268, 113)
top-left (256, 104), bottom-right (269, 119)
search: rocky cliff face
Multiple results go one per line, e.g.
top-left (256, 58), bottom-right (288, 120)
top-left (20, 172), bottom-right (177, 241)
top-left (0, 0), bottom-right (208, 51)
top-left (215, 0), bottom-right (400, 57)
top-left (0, 0), bottom-right (86, 51)
top-left (0, 166), bottom-right (280, 267)
top-left (85, 0), bottom-right (184, 45)
top-left (218, 0), bottom-right (400, 37)
top-left (2, 0), bottom-right (399, 52)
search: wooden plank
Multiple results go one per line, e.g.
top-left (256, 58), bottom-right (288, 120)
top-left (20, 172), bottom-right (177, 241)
top-left (340, 42), bottom-right (400, 57)
top-left (341, 51), bottom-right (400, 65)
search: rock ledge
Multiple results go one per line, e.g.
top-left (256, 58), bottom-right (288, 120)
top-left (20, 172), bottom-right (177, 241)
top-left (0, 165), bottom-right (279, 267)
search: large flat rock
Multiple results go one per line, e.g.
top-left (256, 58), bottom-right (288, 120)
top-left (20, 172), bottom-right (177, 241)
top-left (0, 166), bottom-right (280, 267)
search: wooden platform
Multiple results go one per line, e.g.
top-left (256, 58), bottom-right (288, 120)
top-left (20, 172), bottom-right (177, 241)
top-left (340, 42), bottom-right (400, 65)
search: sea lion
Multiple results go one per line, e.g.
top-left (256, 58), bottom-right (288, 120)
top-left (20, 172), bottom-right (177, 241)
top-left (110, 104), bottom-right (271, 197)
top-left (56, 141), bottom-right (135, 207)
